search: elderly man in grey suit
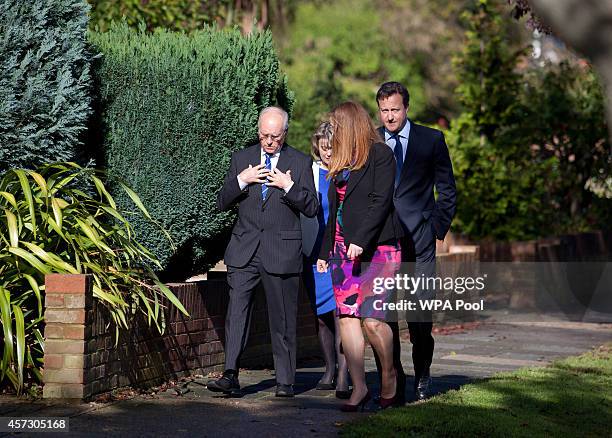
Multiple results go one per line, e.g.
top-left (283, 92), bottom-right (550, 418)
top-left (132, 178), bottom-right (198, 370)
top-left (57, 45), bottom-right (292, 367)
top-left (207, 107), bottom-right (318, 397)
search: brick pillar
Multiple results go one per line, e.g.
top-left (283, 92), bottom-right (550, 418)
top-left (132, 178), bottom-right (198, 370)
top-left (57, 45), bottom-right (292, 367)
top-left (43, 274), bottom-right (92, 399)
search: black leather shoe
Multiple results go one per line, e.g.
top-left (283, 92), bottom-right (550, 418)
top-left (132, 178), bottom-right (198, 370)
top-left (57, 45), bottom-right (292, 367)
top-left (275, 384), bottom-right (294, 397)
top-left (207, 371), bottom-right (240, 395)
top-left (416, 375), bottom-right (432, 401)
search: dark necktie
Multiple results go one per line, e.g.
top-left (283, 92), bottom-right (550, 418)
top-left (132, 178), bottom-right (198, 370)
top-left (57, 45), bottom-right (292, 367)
top-left (261, 152), bottom-right (272, 200)
top-left (393, 134), bottom-right (403, 187)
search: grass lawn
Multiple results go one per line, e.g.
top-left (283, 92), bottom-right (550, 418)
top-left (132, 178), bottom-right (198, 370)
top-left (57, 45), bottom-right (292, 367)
top-left (343, 344), bottom-right (612, 437)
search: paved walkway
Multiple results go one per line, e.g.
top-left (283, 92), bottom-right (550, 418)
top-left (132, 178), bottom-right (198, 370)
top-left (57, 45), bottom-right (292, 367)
top-left (1, 319), bottom-right (611, 437)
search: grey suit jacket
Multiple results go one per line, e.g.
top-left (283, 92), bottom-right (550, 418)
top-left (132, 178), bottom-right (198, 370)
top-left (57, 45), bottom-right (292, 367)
top-left (217, 143), bottom-right (318, 275)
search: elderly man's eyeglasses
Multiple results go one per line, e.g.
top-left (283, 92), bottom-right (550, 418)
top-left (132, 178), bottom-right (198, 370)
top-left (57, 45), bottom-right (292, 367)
top-left (258, 132), bottom-right (285, 142)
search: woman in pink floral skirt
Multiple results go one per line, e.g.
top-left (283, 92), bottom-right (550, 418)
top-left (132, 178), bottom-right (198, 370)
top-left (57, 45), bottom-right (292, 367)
top-left (317, 101), bottom-right (403, 411)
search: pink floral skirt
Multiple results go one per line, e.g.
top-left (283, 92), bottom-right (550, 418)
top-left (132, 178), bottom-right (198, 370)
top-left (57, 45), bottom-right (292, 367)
top-left (329, 240), bottom-right (401, 319)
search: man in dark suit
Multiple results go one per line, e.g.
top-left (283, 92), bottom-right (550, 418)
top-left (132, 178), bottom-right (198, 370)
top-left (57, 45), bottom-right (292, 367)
top-left (376, 82), bottom-right (457, 401)
top-left (207, 107), bottom-right (319, 397)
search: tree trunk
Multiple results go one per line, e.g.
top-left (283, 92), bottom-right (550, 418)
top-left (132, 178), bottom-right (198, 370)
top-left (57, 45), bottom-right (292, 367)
top-left (240, 0), bottom-right (255, 34)
top-left (257, 0), bottom-right (269, 31)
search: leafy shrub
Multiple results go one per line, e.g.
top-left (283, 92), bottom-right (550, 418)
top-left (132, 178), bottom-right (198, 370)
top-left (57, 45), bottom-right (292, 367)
top-left (0, 0), bottom-right (93, 173)
top-left (89, 23), bottom-right (293, 277)
top-left (447, 1), bottom-right (609, 240)
top-left (88, 0), bottom-right (296, 34)
top-left (0, 163), bottom-right (186, 394)
top-left (518, 62), bottom-right (611, 232)
top-left (448, 0), bottom-right (551, 240)
top-left (88, 0), bottom-right (223, 32)
top-left (278, 0), bottom-right (427, 152)
top-left (447, 113), bottom-right (554, 240)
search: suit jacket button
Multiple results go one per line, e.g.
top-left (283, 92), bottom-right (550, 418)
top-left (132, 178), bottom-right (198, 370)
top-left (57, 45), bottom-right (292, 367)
top-left (260, 229), bottom-right (264, 232)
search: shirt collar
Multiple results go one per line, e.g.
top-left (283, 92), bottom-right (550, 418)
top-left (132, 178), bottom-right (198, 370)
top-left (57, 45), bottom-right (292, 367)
top-left (261, 148), bottom-right (281, 159)
top-left (384, 119), bottom-right (411, 141)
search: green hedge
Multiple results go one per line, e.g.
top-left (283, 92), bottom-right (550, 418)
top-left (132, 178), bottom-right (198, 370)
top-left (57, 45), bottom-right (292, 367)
top-left (89, 24), bottom-right (293, 278)
top-left (0, 0), bottom-right (93, 173)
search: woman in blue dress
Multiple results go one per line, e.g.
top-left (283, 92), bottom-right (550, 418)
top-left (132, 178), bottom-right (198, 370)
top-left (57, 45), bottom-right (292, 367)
top-left (301, 121), bottom-right (350, 397)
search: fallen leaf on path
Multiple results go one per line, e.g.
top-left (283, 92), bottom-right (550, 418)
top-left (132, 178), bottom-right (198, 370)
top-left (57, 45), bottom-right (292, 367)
top-left (432, 322), bottom-right (481, 335)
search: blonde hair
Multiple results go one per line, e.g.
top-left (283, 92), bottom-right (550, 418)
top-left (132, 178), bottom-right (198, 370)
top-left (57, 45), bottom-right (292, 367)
top-left (327, 101), bottom-right (381, 178)
top-left (310, 121), bottom-right (333, 161)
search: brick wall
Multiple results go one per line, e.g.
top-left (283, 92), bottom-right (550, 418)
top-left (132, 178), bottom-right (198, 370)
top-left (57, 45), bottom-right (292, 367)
top-left (443, 231), bottom-right (611, 311)
top-left (445, 230), bottom-right (611, 262)
top-left (43, 272), bottom-right (319, 399)
top-left (43, 274), bottom-right (92, 398)
top-left (435, 246), bottom-right (481, 323)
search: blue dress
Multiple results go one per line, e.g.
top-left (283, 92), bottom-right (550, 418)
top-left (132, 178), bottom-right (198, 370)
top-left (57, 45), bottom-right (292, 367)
top-left (304, 167), bottom-right (336, 315)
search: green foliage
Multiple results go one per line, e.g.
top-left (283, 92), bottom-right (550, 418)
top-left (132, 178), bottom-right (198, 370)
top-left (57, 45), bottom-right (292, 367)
top-left (0, 163), bottom-right (186, 394)
top-left (454, 1), bottom-right (527, 140)
top-left (448, 0), bottom-right (610, 240)
top-left (0, 0), bottom-right (93, 174)
top-left (88, 0), bottom-right (296, 33)
top-left (377, 0), bottom-right (470, 120)
top-left (88, 0), bottom-right (229, 32)
top-left (278, 0), bottom-right (427, 153)
top-left (447, 114), bottom-right (554, 240)
top-left (519, 62), bottom-right (611, 231)
top-left (89, 23), bottom-right (293, 277)
top-left (448, 0), bottom-right (554, 240)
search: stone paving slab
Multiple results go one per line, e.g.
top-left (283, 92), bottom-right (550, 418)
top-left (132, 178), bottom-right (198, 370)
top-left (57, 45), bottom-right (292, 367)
top-left (1, 319), bottom-right (610, 437)
top-left (440, 353), bottom-right (546, 367)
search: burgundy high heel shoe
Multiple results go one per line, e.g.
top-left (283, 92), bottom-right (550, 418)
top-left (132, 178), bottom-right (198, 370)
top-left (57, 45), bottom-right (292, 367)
top-left (379, 393), bottom-right (398, 409)
top-left (340, 391), bottom-right (371, 412)
top-left (379, 370), bottom-right (402, 409)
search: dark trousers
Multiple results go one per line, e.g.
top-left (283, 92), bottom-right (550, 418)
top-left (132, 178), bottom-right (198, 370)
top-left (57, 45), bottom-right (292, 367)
top-left (223, 247), bottom-right (299, 385)
top-left (402, 218), bottom-right (436, 388)
top-left (408, 320), bottom-right (434, 388)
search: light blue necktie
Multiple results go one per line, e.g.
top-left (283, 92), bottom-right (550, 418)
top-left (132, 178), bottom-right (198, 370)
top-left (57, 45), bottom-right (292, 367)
top-left (261, 152), bottom-right (272, 200)
top-left (393, 134), bottom-right (403, 187)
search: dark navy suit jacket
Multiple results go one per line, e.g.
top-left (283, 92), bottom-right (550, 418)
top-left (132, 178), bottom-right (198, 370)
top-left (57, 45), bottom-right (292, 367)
top-left (378, 122), bottom-right (456, 241)
top-left (217, 143), bottom-right (318, 275)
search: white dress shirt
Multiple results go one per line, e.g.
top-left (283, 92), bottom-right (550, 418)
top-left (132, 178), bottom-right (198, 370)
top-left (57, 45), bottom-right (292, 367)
top-left (237, 148), bottom-right (294, 192)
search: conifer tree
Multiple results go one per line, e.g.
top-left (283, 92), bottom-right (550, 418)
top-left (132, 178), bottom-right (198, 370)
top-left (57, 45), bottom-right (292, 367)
top-left (0, 0), bottom-right (93, 173)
